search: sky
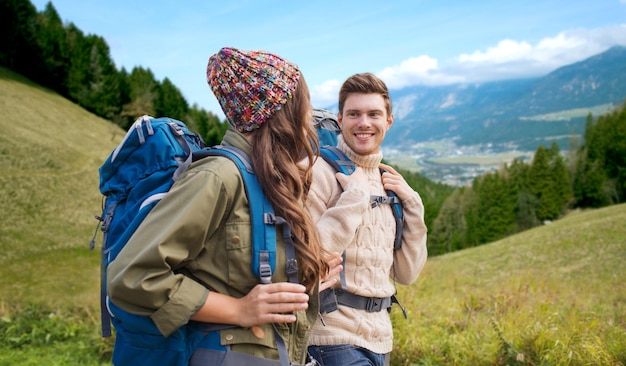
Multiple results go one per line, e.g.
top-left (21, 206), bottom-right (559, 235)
top-left (31, 0), bottom-right (626, 118)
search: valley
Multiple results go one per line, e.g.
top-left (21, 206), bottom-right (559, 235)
top-left (384, 139), bottom-right (533, 186)
top-left (384, 103), bottom-right (617, 186)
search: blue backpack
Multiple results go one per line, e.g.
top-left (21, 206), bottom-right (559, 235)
top-left (95, 115), bottom-right (307, 365)
top-left (94, 116), bottom-right (202, 336)
top-left (313, 108), bottom-right (340, 147)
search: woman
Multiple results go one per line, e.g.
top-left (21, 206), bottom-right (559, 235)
top-left (107, 47), bottom-right (336, 365)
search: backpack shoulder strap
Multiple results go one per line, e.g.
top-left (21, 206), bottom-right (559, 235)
top-left (319, 145), bottom-right (355, 175)
top-left (319, 146), bottom-right (404, 250)
top-left (380, 169), bottom-right (404, 251)
top-left (192, 146), bottom-right (298, 284)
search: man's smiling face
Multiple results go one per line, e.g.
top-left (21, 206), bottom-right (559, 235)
top-left (338, 93), bottom-right (394, 155)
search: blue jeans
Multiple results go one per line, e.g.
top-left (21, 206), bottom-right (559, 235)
top-left (307, 344), bottom-right (389, 366)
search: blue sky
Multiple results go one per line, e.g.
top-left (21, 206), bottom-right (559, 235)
top-left (31, 0), bottom-right (626, 118)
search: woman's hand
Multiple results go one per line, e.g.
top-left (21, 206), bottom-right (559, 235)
top-left (191, 282), bottom-right (309, 327)
top-left (320, 252), bottom-right (343, 292)
top-left (236, 283), bottom-right (310, 327)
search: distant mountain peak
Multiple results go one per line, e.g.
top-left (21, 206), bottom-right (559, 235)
top-left (385, 45), bottom-right (626, 150)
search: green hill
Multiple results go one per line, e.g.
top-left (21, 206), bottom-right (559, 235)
top-left (1, 67), bottom-right (624, 365)
top-left (391, 203), bottom-right (625, 364)
top-left (0, 66), bottom-right (123, 311)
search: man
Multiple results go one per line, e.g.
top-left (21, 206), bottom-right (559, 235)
top-left (306, 73), bottom-right (428, 366)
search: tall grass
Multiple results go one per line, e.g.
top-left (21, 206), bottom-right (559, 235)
top-left (391, 204), bottom-right (626, 365)
top-left (1, 67), bottom-right (624, 365)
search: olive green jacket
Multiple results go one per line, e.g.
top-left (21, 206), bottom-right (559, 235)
top-left (107, 129), bottom-right (318, 363)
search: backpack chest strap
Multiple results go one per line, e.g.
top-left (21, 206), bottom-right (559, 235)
top-left (370, 195), bottom-right (400, 208)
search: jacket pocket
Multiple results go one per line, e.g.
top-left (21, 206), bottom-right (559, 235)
top-left (225, 222), bottom-right (257, 292)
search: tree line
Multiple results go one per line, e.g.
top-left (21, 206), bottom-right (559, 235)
top-left (1, 0), bottom-right (228, 145)
top-left (426, 106), bottom-right (626, 255)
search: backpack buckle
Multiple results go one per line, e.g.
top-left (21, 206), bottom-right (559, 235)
top-left (259, 263), bottom-right (272, 284)
top-left (285, 258), bottom-right (298, 278)
top-left (259, 250), bottom-right (272, 284)
top-left (365, 297), bottom-right (384, 312)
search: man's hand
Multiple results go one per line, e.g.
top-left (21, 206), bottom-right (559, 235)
top-left (335, 166), bottom-right (367, 191)
top-left (379, 163), bottom-right (415, 201)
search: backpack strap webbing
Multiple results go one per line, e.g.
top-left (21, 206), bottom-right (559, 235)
top-left (374, 167), bottom-right (404, 251)
top-left (192, 146), bottom-right (298, 284)
top-left (98, 201), bottom-right (117, 337)
top-left (318, 145), bottom-right (355, 175)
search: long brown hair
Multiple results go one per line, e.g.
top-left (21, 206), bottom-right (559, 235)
top-left (249, 75), bottom-right (326, 292)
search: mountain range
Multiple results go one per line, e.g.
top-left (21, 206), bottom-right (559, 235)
top-left (382, 45), bottom-right (626, 151)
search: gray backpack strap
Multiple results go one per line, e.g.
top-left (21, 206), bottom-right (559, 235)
top-left (264, 214), bottom-right (299, 284)
top-left (272, 324), bottom-right (290, 366)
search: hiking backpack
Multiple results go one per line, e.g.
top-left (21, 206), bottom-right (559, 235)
top-left (313, 108), bottom-right (341, 147)
top-left (94, 115), bottom-right (304, 365)
top-left (94, 115), bottom-right (205, 339)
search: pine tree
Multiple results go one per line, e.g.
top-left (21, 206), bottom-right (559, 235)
top-left (430, 188), bottom-right (467, 255)
top-left (155, 78), bottom-right (189, 121)
top-left (83, 36), bottom-right (122, 119)
top-left (186, 105), bottom-right (228, 147)
top-left (529, 146), bottom-right (552, 221)
top-left (65, 24), bottom-right (91, 106)
top-left (119, 67), bottom-right (159, 128)
top-left (0, 0), bottom-right (43, 78)
top-left (573, 148), bottom-right (611, 207)
top-left (572, 105), bottom-right (626, 207)
top-left (35, 2), bottom-right (68, 93)
top-left (472, 171), bottom-right (516, 244)
top-left (529, 144), bottom-right (571, 221)
top-left (506, 159), bottom-right (540, 231)
top-left (597, 106), bottom-right (626, 201)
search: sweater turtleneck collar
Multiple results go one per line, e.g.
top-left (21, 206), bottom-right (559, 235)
top-left (337, 135), bottom-right (383, 170)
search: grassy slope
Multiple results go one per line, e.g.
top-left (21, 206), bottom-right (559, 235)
top-left (0, 67), bottom-right (624, 365)
top-left (0, 67), bottom-right (123, 310)
top-left (391, 203), bottom-right (626, 365)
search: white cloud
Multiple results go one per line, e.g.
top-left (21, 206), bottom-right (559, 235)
top-left (310, 24), bottom-right (626, 104)
top-left (377, 55), bottom-right (465, 89)
top-left (451, 25), bottom-right (626, 82)
top-left (459, 39), bottom-right (534, 63)
top-left (379, 55), bottom-right (438, 80)
top-left (310, 79), bottom-right (341, 109)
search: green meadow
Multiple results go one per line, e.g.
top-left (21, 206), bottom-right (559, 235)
top-left (1, 67), bottom-right (624, 365)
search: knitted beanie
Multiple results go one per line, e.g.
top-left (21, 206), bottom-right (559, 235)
top-left (207, 47), bottom-right (301, 132)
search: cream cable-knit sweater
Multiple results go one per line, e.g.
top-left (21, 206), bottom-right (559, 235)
top-left (306, 136), bottom-right (428, 354)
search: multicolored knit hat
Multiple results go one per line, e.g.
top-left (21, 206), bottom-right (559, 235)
top-left (207, 47), bottom-right (301, 132)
